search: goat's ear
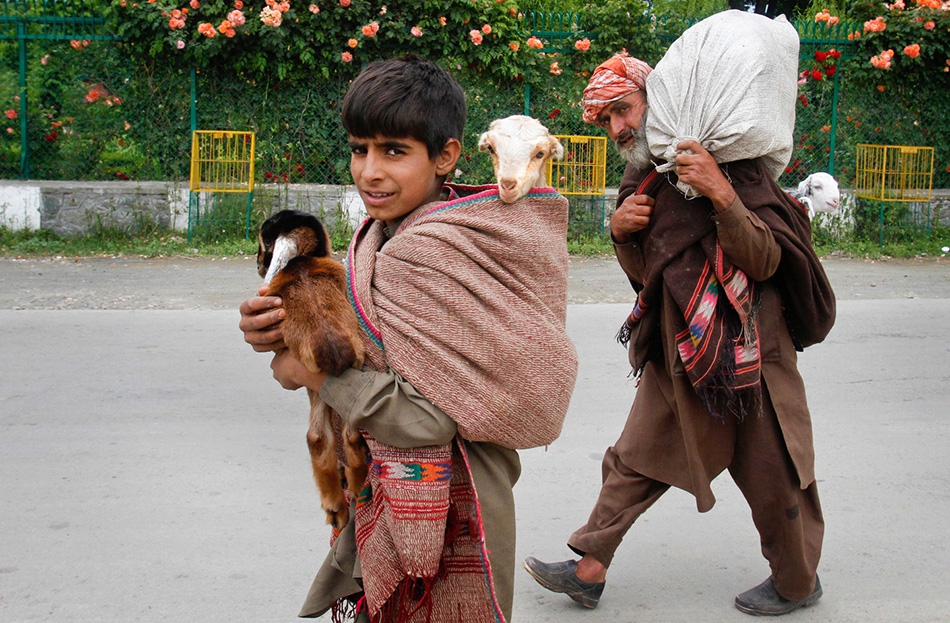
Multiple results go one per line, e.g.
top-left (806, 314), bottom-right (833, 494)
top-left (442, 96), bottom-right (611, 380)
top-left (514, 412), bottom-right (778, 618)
top-left (550, 136), bottom-right (565, 161)
top-left (797, 178), bottom-right (811, 196)
top-left (477, 132), bottom-right (492, 152)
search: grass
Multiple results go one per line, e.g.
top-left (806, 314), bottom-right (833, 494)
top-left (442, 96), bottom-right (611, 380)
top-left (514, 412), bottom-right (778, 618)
top-left (0, 226), bottom-right (259, 258)
top-left (2, 224), bottom-right (948, 261)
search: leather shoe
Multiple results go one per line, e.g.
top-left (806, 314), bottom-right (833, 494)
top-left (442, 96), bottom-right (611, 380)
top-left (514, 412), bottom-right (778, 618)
top-left (735, 576), bottom-right (822, 616)
top-left (523, 557), bottom-right (605, 609)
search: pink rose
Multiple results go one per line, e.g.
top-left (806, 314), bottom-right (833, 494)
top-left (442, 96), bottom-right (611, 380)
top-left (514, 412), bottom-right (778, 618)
top-left (361, 22), bottom-right (379, 37)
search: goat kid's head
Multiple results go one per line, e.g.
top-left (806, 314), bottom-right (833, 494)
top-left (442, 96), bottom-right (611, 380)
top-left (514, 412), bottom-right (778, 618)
top-left (797, 172), bottom-right (840, 219)
top-left (257, 209), bottom-right (332, 283)
top-left (478, 115), bottom-right (564, 203)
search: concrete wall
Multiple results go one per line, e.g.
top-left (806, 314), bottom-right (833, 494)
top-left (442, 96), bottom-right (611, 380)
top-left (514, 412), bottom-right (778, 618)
top-left (605, 186), bottom-right (950, 230)
top-left (0, 181), bottom-right (190, 236)
top-left (0, 181), bottom-right (367, 236)
top-left (1, 180), bottom-right (947, 235)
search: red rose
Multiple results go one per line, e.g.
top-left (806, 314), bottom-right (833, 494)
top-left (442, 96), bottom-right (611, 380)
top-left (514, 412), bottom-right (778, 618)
top-left (825, 65), bottom-right (837, 77)
top-left (814, 51), bottom-right (828, 62)
top-left (811, 70), bottom-right (823, 81)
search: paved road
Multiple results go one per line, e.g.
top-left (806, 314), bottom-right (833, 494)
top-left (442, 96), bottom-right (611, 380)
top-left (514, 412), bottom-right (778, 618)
top-left (0, 254), bottom-right (948, 309)
top-left (1, 256), bottom-right (948, 622)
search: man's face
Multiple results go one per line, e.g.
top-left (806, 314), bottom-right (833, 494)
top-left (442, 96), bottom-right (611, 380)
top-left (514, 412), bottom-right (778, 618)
top-left (593, 91), bottom-right (647, 144)
top-left (593, 91), bottom-right (651, 168)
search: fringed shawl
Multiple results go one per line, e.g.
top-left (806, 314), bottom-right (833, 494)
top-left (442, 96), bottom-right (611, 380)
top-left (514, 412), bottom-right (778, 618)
top-left (345, 183), bottom-right (578, 622)
top-left (619, 160), bottom-right (835, 418)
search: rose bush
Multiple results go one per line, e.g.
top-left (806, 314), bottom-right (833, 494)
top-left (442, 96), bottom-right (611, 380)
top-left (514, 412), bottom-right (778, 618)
top-left (108, 0), bottom-right (540, 81)
top-left (848, 0), bottom-right (950, 86)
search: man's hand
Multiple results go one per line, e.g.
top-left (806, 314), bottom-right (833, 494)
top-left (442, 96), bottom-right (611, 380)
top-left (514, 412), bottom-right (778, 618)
top-left (610, 192), bottom-right (655, 243)
top-left (238, 284), bottom-right (286, 352)
top-left (270, 348), bottom-right (328, 392)
top-left (674, 139), bottom-right (736, 213)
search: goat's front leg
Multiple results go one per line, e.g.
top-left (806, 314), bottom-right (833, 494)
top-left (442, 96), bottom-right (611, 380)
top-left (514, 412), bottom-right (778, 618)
top-left (307, 391), bottom-right (348, 529)
top-left (341, 422), bottom-right (369, 499)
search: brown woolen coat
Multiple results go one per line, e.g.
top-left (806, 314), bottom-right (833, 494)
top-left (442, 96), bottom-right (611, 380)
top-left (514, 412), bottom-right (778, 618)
top-left (613, 160), bottom-right (830, 511)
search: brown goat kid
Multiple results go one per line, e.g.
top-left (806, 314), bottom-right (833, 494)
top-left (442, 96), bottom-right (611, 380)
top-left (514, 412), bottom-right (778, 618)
top-left (257, 209), bottom-right (368, 530)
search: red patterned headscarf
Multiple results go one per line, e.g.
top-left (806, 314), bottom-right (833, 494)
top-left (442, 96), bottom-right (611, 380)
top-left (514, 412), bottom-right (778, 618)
top-left (581, 52), bottom-right (653, 124)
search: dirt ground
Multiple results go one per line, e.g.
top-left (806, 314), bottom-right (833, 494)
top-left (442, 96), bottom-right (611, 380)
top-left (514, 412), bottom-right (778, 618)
top-left (0, 253), bottom-right (947, 310)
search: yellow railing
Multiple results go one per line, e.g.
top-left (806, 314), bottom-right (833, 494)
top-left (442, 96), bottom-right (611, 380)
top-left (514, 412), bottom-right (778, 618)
top-left (854, 144), bottom-right (933, 203)
top-left (189, 130), bottom-right (256, 193)
top-left (547, 135), bottom-right (607, 196)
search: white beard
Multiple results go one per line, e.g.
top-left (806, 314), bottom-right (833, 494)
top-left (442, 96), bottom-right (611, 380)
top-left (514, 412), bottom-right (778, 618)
top-left (615, 127), bottom-right (652, 169)
top-left (614, 110), bottom-right (652, 169)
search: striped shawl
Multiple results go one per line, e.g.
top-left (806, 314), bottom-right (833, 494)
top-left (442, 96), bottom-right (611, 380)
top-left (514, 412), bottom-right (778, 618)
top-left (345, 184), bottom-right (578, 622)
top-left (619, 160), bottom-right (835, 419)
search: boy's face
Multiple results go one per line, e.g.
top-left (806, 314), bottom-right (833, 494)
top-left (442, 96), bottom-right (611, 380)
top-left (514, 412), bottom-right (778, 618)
top-left (348, 134), bottom-right (460, 227)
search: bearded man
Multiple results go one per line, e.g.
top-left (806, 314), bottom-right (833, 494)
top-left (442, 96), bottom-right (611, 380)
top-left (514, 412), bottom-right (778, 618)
top-left (524, 52), bottom-right (835, 617)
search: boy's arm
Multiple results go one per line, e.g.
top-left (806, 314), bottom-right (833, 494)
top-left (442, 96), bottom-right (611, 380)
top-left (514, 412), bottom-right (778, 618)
top-left (320, 369), bottom-right (458, 448)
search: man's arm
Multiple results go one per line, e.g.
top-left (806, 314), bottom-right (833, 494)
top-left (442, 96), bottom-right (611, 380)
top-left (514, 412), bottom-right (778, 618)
top-left (611, 162), bottom-right (655, 286)
top-left (674, 140), bottom-right (780, 281)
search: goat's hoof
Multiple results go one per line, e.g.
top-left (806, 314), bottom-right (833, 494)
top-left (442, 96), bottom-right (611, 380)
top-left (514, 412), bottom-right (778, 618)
top-left (325, 506), bottom-right (349, 530)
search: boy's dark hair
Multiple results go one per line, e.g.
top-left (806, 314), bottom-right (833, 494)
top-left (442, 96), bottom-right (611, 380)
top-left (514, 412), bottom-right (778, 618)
top-left (342, 54), bottom-right (467, 159)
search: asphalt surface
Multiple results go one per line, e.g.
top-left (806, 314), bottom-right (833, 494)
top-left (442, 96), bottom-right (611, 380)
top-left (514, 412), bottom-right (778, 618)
top-left (1, 255), bottom-right (948, 622)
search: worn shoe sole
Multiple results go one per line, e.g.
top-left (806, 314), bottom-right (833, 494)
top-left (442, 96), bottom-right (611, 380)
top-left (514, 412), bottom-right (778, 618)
top-left (522, 560), bottom-right (601, 609)
top-left (735, 586), bottom-right (823, 616)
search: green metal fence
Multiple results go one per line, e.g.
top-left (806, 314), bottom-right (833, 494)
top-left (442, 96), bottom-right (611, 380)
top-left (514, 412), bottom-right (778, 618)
top-left (2, 4), bottom-right (949, 241)
top-left (1, 0), bottom-right (118, 177)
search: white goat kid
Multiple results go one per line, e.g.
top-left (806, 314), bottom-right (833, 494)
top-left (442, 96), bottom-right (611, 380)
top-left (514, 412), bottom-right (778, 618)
top-left (478, 115), bottom-right (564, 203)
top-left (792, 171), bottom-right (841, 220)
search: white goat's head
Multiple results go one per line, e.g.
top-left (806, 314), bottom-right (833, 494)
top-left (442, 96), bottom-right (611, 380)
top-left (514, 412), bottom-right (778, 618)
top-left (796, 171), bottom-right (840, 220)
top-left (478, 115), bottom-right (564, 203)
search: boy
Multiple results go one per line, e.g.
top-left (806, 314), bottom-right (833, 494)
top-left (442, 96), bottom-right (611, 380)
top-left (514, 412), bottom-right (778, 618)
top-left (239, 55), bottom-right (578, 622)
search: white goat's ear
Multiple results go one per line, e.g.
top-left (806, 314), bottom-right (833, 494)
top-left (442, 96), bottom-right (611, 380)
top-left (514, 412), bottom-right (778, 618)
top-left (550, 136), bottom-right (564, 161)
top-left (477, 132), bottom-right (492, 152)
top-left (797, 177), bottom-right (811, 197)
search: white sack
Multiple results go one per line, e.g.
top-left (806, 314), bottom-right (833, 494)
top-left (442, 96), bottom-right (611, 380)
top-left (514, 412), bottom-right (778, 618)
top-left (645, 10), bottom-right (800, 196)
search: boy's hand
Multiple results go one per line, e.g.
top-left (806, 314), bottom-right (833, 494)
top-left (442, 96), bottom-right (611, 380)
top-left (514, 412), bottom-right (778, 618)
top-left (238, 284), bottom-right (286, 352)
top-left (270, 348), bottom-right (328, 392)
